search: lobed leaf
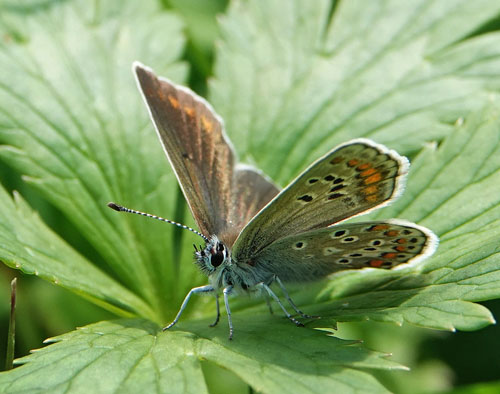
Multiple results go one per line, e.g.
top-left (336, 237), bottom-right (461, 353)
top-left (0, 318), bottom-right (403, 394)
top-left (1, 0), bottom-right (500, 392)
top-left (211, 0), bottom-right (500, 183)
top-left (0, 0), bottom-right (197, 321)
top-left (312, 106), bottom-right (500, 332)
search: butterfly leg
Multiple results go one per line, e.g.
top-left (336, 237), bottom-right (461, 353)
top-left (264, 292), bottom-right (274, 315)
top-left (209, 294), bottom-right (220, 327)
top-left (274, 276), bottom-right (317, 319)
top-left (163, 285), bottom-right (215, 331)
top-left (260, 283), bottom-right (304, 327)
top-left (223, 286), bottom-right (234, 340)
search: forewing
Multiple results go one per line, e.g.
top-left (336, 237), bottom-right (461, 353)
top-left (134, 63), bottom-right (280, 242)
top-left (233, 139), bottom-right (409, 262)
top-left (221, 165), bottom-right (280, 245)
top-left (250, 220), bottom-right (438, 282)
top-left (135, 63), bottom-right (235, 237)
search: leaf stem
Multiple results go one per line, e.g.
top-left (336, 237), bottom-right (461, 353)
top-left (5, 277), bottom-right (17, 370)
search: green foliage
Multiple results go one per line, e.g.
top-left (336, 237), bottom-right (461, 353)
top-left (0, 318), bottom-right (405, 393)
top-left (447, 381), bottom-right (500, 394)
top-left (211, 0), bottom-right (500, 182)
top-left (307, 108), bottom-right (500, 331)
top-left (0, 0), bottom-right (499, 392)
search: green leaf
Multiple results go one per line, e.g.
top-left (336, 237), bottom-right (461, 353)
top-left (0, 184), bottom-right (152, 319)
top-left (164, 0), bottom-right (228, 85)
top-left (446, 380), bottom-right (500, 394)
top-left (0, 0), bottom-right (196, 322)
top-left (1, 0), bottom-right (500, 392)
top-left (211, 0), bottom-right (500, 183)
top-left (303, 106), bottom-right (500, 331)
top-left (0, 319), bottom-right (403, 393)
top-left (206, 0), bottom-right (500, 333)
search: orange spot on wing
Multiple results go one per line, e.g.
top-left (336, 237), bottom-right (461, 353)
top-left (357, 163), bottom-right (372, 171)
top-left (364, 185), bottom-right (378, 195)
top-left (370, 259), bottom-right (384, 267)
top-left (168, 95), bottom-right (180, 109)
top-left (330, 157), bottom-right (344, 164)
top-left (364, 172), bottom-right (382, 184)
top-left (347, 159), bottom-right (359, 167)
top-left (370, 224), bottom-right (390, 231)
top-left (395, 245), bottom-right (406, 252)
top-left (365, 194), bottom-right (378, 203)
top-left (201, 115), bottom-right (213, 132)
top-left (382, 252), bottom-right (397, 259)
top-left (156, 88), bottom-right (165, 100)
top-left (360, 168), bottom-right (376, 177)
top-left (397, 238), bottom-right (407, 244)
top-left (385, 230), bottom-right (399, 237)
top-left (184, 106), bottom-right (195, 117)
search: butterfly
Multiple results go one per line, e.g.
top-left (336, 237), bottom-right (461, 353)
top-left (108, 62), bottom-right (438, 340)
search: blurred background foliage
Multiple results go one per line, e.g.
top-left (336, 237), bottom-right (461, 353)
top-left (0, 1), bottom-right (499, 393)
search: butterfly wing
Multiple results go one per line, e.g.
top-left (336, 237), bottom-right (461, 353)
top-left (134, 63), bottom-right (278, 241)
top-left (226, 165), bottom-right (280, 244)
top-left (232, 139), bottom-right (408, 263)
top-left (249, 220), bottom-right (438, 282)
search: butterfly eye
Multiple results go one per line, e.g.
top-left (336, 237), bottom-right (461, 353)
top-left (211, 253), bottom-right (224, 267)
top-left (209, 242), bottom-right (226, 268)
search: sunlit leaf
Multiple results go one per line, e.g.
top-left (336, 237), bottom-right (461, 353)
top-left (0, 319), bottom-right (403, 393)
top-left (1, 0), bottom-right (500, 392)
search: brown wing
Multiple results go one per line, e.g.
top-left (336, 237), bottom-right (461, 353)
top-left (250, 220), bottom-right (438, 282)
top-left (134, 63), bottom-right (278, 241)
top-left (219, 165), bottom-right (280, 246)
top-left (233, 139), bottom-right (409, 263)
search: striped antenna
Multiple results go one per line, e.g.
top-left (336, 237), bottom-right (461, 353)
top-left (107, 202), bottom-right (209, 242)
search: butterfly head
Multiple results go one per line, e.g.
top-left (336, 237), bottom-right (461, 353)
top-left (195, 235), bottom-right (230, 275)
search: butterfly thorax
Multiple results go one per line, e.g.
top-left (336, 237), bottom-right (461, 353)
top-left (195, 235), bottom-right (272, 293)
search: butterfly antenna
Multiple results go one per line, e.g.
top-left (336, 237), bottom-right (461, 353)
top-left (107, 202), bottom-right (209, 242)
